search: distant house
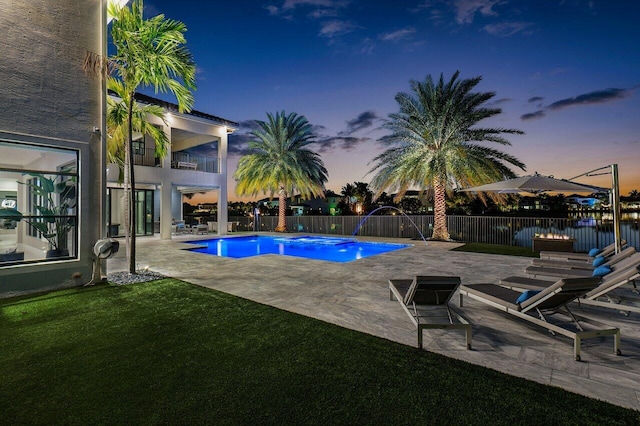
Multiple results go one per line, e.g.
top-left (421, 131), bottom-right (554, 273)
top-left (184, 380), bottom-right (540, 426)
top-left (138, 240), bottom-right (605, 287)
top-left (566, 196), bottom-right (600, 209)
top-left (257, 191), bottom-right (341, 215)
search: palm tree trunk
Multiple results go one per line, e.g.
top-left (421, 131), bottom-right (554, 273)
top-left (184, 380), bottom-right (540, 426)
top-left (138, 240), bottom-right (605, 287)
top-left (128, 94), bottom-right (137, 273)
top-left (431, 179), bottom-right (450, 241)
top-left (275, 185), bottom-right (287, 232)
top-left (123, 127), bottom-right (131, 264)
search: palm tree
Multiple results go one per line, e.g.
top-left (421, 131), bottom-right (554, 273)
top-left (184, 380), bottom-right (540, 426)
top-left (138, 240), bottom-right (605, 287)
top-left (340, 183), bottom-right (356, 214)
top-left (234, 111), bottom-right (328, 232)
top-left (106, 77), bottom-right (169, 183)
top-left (370, 71), bottom-right (525, 240)
top-left (109, 0), bottom-right (195, 273)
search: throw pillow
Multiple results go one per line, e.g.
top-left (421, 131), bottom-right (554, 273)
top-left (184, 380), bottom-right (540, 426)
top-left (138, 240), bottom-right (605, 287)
top-left (516, 290), bottom-right (541, 304)
top-left (588, 248), bottom-right (601, 257)
top-left (592, 265), bottom-right (612, 277)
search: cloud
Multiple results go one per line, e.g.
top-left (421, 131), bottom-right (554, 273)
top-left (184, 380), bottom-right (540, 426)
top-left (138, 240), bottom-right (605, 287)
top-left (319, 20), bottom-right (359, 38)
top-left (528, 96), bottom-right (544, 103)
top-left (483, 21), bottom-right (534, 37)
top-left (308, 8), bottom-right (339, 18)
top-left (282, 0), bottom-right (337, 9)
top-left (546, 88), bottom-right (628, 111)
top-left (489, 97), bottom-right (512, 106)
top-left (339, 111), bottom-right (380, 136)
top-left (227, 132), bottom-right (254, 156)
top-left (226, 120), bottom-right (260, 156)
top-left (520, 110), bottom-right (546, 121)
top-left (520, 87), bottom-right (633, 121)
top-left (453, 0), bottom-right (500, 24)
top-left (378, 27), bottom-right (416, 42)
top-left (315, 136), bottom-right (371, 153)
top-left (265, 5), bottom-right (280, 15)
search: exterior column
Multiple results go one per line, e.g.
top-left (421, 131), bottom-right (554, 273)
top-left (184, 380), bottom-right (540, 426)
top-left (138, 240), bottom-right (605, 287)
top-left (218, 129), bottom-right (229, 235)
top-left (159, 183), bottom-right (172, 240)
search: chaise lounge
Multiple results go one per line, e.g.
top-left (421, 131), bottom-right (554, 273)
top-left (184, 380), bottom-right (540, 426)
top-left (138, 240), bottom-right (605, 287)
top-left (459, 277), bottom-right (621, 361)
top-left (525, 246), bottom-right (636, 278)
top-left (389, 275), bottom-right (472, 350)
top-left (502, 252), bottom-right (640, 315)
top-left (538, 240), bottom-right (625, 262)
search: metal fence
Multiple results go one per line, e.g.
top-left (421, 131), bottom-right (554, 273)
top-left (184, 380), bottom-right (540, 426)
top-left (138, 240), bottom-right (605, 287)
top-left (231, 214), bottom-right (640, 252)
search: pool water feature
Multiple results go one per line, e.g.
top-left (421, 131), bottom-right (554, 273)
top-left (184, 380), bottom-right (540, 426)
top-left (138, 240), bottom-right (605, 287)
top-left (186, 235), bottom-right (410, 262)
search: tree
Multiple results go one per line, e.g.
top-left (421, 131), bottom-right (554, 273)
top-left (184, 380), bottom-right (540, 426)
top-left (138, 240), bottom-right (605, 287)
top-left (340, 183), bottom-right (356, 214)
top-left (369, 71), bottom-right (525, 240)
top-left (234, 111), bottom-right (328, 232)
top-left (354, 181), bottom-right (373, 213)
top-left (109, 0), bottom-right (195, 273)
top-left (106, 77), bottom-right (169, 183)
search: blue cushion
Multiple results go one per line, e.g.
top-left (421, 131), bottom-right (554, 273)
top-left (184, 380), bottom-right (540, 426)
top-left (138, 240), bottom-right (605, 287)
top-left (588, 248), bottom-right (601, 257)
top-left (516, 290), bottom-right (542, 304)
top-left (592, 256), bottom-right (606, 267)
top-left (592, 265), bottom-right (612, 277)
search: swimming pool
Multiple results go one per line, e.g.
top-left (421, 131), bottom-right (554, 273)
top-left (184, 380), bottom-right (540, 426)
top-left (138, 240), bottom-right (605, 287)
top-left (186, 235), bottom-right (410, 262)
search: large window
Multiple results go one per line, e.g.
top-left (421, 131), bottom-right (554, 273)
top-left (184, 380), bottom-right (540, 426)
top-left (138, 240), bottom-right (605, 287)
top-left (0, 141), bottom-right (79, 265)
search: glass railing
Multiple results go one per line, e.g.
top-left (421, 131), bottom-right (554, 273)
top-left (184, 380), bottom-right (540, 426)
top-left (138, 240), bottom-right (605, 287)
top-left (171, 152), bottom-right (218, 173)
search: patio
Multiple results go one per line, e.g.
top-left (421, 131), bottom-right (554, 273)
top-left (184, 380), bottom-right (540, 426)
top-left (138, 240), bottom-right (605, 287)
top-left (107, 234), bottom-right (640, 410)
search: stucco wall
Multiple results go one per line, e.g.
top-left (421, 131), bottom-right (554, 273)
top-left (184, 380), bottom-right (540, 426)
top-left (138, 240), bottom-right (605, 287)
top-left (0, 0), bottom-right (105, 296)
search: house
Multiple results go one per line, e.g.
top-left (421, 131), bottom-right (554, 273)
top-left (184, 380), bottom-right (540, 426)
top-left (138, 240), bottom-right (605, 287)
top-left (0, 0), bottom-right (236, 296)
top-left (105, 92), bottom-right (237, 239)
top-left (257, 191), bottom-right (341, 216)
top-left (0, 0), bottom-right (106, 295)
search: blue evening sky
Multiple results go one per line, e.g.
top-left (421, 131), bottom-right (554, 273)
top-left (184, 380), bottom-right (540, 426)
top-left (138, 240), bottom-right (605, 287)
top-left (141, 0), bottom-right (640, 201)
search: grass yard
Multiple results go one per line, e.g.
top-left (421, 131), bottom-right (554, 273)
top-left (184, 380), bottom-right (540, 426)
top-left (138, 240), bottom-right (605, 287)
top-left (1, 279), bottom-right (638, 425)
top-left (452, 242), bottom-right (540, 257)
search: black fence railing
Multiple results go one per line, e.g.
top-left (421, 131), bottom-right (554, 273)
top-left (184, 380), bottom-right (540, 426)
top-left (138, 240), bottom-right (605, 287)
top-left (231, 215), bottom-right (640, 252)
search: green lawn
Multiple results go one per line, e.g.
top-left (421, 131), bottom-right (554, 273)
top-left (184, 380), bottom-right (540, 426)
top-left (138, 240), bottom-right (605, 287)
top-left (1, 279), bottom-right (638, 425)
top-left (452, 242), bottom-right (540, 257)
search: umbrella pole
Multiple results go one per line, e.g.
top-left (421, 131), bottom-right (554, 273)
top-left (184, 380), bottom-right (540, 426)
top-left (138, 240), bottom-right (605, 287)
top-left (611, 164), bottom-right (622, 254)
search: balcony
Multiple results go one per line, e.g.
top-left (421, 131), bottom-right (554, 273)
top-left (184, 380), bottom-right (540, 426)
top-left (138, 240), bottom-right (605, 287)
top-left (131, 148), bottom-right (219, 173)
top-left (171, 152), bottom-right (218, 173)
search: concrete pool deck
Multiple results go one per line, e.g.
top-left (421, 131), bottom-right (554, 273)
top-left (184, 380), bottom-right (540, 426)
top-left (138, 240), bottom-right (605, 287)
top-left (107, 233), bottom-right (640, 410)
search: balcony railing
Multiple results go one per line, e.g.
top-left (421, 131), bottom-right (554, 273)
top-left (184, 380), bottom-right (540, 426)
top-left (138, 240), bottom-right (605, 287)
top-left (132, 149), bottom-right (219, 173)
top-left (171, 152), bottom-right (218, 173)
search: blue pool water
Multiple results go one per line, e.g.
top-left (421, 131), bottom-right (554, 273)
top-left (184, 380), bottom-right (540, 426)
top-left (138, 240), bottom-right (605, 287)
top-left (186, 235), bottom-right (410, 262)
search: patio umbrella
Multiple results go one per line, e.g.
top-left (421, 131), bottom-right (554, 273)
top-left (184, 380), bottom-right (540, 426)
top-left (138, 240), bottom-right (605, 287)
top-left (458, 173), bottom-right (606, 195)
top-left (459, 171), bottom-right (621, 253)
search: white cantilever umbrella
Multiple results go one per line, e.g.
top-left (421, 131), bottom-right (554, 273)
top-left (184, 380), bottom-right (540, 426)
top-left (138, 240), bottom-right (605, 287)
top-left (460, 169), bottom-right (621, 253)
top-left (458, 173), bottom-right (606, 195)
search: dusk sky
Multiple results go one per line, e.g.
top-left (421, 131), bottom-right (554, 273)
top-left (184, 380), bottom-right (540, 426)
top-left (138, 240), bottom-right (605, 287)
top-left (141, 0), bottom-right (640, 202)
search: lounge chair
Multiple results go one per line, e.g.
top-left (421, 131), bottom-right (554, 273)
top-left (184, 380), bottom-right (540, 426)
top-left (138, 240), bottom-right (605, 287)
top-left (538, 240), bottom-right (625, 262)
top-left (530, 243), bottom-right (632, 269)
top-left (389, 276), bottom-right (471, 349)
top-left (525, 247), bottom-right (636, 278)
top-left (502, 252), bottom-right (640, 315)
top-left (459, 277), bottom-right (621, 361)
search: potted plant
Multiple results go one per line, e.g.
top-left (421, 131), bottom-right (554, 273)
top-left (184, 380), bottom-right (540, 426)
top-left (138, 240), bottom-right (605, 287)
top-left (18, 173), bottom-right (77, 258)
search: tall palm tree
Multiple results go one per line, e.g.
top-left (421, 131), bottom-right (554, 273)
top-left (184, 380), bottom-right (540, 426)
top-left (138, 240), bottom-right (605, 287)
top-left (109, 0), bottom-right (195, 273)
top-left (340, 183), bottom-right (356, 213)
top-left (234, 111), bottom-right (328, 232)
top-left (370, 71), bottom-right (525, 241)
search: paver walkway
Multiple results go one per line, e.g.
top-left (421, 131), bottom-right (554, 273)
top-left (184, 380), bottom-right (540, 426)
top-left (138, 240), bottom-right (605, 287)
top-left (108, 234), bottom-right (640, 410)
